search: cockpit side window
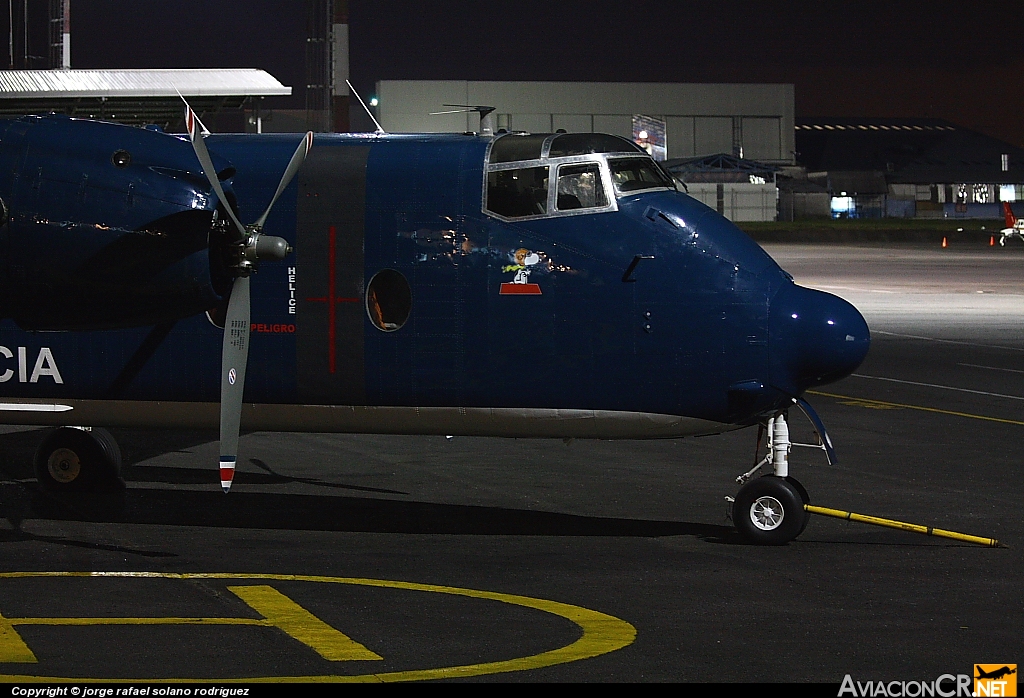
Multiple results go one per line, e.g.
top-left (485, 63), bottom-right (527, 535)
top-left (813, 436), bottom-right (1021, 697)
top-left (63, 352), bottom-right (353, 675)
top-left (486, 166), bottom-right (550, 218)
top-left (608, 157), bottom-right (675, 195)
top-left (556, 163), bottom-right (608, 210)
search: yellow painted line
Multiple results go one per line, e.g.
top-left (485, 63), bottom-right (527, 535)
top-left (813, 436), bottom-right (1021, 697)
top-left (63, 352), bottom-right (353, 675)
top-left (0, 610), bottom-right (36, 663)
top-left (808, 390), bottom-right (1024, 427)
top-left (0, 572), bottom-right (636, 682)
top-left (806, 504), bottom-right (1001, 548)
top-left (228, 585), bottom-right (382, 661)
top-left (836, 398), bottom-right (902, 410)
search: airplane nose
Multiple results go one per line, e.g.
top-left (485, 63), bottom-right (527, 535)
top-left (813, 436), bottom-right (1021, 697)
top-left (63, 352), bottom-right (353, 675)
top-left (768, 283), bottom-right (870, 396)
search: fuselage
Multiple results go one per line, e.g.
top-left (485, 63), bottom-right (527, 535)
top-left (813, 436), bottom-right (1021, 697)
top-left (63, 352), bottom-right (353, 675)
top-left (0, 118), bottom-right (870, 437)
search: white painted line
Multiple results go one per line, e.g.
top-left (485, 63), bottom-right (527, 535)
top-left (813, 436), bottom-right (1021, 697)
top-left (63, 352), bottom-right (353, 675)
top-left (873, 330), bottom-right (1024, 353)
top-left (812, 285), bottom-right (898, 294)
top-left (851, 374), bottom-right (1024, 401)
top-left (958, 363), bottom-right (1024, 375)
top-left (0, 403), bottom-right (73, 412)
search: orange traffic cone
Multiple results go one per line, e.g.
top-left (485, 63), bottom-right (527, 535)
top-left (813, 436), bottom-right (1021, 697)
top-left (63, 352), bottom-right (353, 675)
top-left (941, 236), bottom-right (948, 248)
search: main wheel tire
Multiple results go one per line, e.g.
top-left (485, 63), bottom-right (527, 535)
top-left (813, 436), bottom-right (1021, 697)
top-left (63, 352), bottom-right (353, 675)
top-left (733, 475), bottom-right (806, 545)
top-left (33, 427), bottom-right (123, 492)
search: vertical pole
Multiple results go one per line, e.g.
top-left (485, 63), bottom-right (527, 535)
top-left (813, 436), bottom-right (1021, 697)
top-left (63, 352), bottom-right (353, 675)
top-left (8, 0), bottom-right (12, 69)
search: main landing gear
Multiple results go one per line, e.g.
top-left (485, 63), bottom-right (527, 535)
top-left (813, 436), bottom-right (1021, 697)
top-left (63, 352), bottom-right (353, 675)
top-left (33, 427), bottom-right (123, 492)
top-left (731, 408), bottom-right (830, 545)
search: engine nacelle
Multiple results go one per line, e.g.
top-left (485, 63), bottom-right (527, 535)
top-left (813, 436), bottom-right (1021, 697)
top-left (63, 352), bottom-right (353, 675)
top-left (0, 115), bottom-right (231, 330)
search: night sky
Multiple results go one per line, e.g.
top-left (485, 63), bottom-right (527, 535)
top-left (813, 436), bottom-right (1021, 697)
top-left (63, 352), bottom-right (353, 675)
top-left (10, 1), bottom-right (1024, 146)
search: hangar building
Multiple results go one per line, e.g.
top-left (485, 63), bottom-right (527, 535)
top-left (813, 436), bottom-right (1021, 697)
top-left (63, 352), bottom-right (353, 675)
top-left (375, 80), bottom-right (795, 165)
top-left (794, 117), bottom-right (1024, 219)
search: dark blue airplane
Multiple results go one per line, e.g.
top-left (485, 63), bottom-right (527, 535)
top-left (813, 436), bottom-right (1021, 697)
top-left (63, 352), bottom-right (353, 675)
top-left (0, 111), bottom-right (869, 545)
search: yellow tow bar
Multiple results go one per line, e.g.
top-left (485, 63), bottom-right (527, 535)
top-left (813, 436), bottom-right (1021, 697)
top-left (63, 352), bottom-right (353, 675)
top-left (804, 505), bottom-right (1003, 548)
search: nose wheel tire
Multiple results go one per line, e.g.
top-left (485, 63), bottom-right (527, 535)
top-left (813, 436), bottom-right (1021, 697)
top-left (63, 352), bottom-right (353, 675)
top-left (33, 427), bottom-right (123, 493)
top-left (733, 476), bottom-right (808, 545)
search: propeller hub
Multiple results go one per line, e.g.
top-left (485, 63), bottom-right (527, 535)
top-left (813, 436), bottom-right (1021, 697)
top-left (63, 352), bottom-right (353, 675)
top-left (234, 230), bottom-right (293, 275)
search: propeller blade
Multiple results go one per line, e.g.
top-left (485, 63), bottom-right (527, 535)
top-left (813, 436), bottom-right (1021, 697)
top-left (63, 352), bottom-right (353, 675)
top-left (253, 131), bottom-right (314, 230)
top-left (219, 275), bottom-right (251, 493)
top-left (184, 105), bottom-right (247, 242)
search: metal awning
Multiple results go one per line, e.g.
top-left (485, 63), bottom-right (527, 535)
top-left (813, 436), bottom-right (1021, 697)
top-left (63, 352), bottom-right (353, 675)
top-left (0, 69), bottom-right (290, 98)
top-left (0, 69), bottom-right (291, 130)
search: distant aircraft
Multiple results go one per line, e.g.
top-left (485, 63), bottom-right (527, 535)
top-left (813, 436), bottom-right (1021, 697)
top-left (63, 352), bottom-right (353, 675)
top-left (0, 112), bottom-right (870, 545)
top-left (999, 201), bottom-right (1024, 245)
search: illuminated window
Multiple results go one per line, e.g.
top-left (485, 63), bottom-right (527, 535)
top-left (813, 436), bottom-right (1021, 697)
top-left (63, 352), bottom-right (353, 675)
top-left (831, 196), bottom-right (855, 218)
top-left (1000, 185), bottom-right (1016, 202)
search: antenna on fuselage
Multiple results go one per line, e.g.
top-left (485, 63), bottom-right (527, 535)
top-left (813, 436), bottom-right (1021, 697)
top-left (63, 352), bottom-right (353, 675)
top-left (347, 80), bottom-right (385, 134)
top-left (430, 105), bottom-right (496, 136)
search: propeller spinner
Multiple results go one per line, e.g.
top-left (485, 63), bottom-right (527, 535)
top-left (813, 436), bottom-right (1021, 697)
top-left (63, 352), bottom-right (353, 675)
top-left (184, 105), bottom-right (312, 492)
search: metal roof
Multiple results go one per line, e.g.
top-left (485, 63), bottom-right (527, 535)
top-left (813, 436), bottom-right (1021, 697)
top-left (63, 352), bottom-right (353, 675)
top-left (797, 117), bottom-right (957, 132)
top-left (664, 153), bottom-right (780, 174)
top-left (0, 69), bottom-right (291, 98)
top-left (662, 153), bottom-right (779, 183)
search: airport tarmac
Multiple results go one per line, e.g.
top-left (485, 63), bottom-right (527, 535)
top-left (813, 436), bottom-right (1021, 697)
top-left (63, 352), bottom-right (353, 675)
top-left (0, 242), bottom-right (1021, 683)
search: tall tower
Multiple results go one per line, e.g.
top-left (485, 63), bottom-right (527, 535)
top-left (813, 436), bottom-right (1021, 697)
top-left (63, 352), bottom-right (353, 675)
top-left (306, 0), bottom-right (350, 133)
top-left (48, 0), bottom-right (70, 69)
top-left (332, 1), bottom-right (349, 132)
top-left (305, 0), bottom-right (332, 132)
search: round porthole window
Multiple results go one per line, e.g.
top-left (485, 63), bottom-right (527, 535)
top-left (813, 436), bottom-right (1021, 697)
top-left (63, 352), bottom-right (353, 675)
top-left (366, 269), bottom-right (411, 332)
top-left (111, 149), bottom-right (131, 168)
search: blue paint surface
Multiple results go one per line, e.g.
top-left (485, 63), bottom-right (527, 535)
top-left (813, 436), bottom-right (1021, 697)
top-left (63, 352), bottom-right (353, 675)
top-left (0, 118), bottom-right (870, 426)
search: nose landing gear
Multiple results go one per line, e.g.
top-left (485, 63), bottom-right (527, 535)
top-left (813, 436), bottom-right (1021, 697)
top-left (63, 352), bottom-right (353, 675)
top-left (733, 473), bottom-right (809, 546)
top-left (732, 408), bottom-right (828, 545)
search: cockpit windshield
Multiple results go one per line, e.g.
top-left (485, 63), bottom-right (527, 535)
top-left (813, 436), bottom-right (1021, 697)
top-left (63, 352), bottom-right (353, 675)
top-left (484, 134), bottom-right (675, 220)
top-left (607, 158), bottom-right (676, 194)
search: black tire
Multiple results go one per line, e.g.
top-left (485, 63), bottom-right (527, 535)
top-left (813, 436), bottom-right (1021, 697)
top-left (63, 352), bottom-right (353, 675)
top-left (733, 475), bottom-right (805, 545)
top-left (33, 427), bottom-right (123, 492)
top-left (785, 475), bottom-right (812, 536)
